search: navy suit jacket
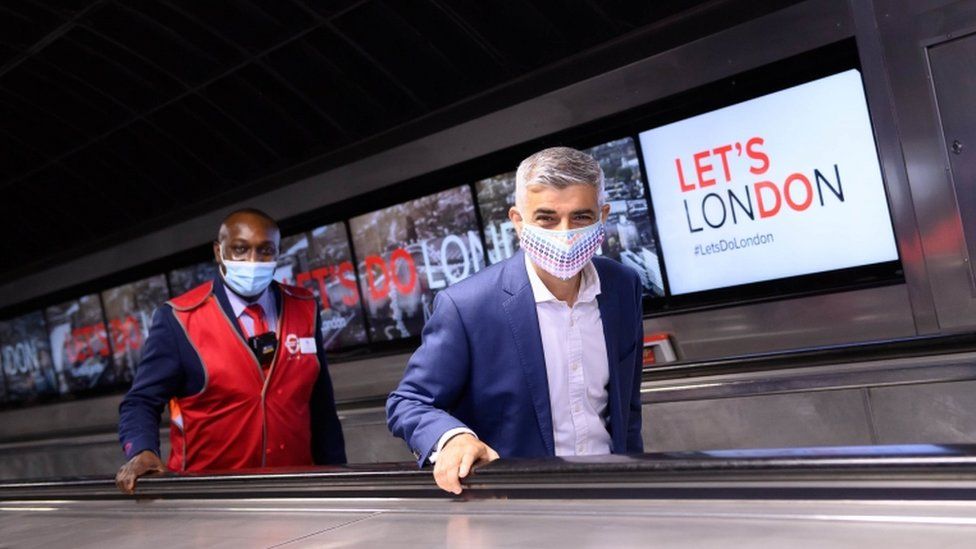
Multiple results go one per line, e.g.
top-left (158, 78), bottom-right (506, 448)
top-left (387, 250), bottom-right (645, 466)
top-left (118, 275), bottom-right (346, 465)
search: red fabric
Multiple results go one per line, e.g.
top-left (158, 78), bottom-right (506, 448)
top-left (165, 282), bottom-right (320, 472)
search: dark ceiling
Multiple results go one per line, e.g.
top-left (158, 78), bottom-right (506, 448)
top-left (0, 0), bottom-right (799, 284)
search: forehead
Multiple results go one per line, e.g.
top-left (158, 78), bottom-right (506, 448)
top-left (221, 215), bottom-right (279, 241)
top-left (524, 184), bottom-right (600, 211)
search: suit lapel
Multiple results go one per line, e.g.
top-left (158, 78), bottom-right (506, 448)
top-left (595, 261), bottom-right (624, 452)
top-left (501, 251), bottom-right (555, 456)
top-left (212, 275), bottom-right (247, 340)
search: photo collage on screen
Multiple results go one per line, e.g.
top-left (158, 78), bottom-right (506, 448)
top-left (0, 311), bottom-right (59, 402)
top-left (273, 223), bottom-right (369, 350)
top-left (476, 137), bottom-right (665, 296)
top-left (350, 185), bottom-right (484, 342)
top-left (101, 275), bottom-right (170, 384)
top-left (45, 295), bottom-right (115, 394)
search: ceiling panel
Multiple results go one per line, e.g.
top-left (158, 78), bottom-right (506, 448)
top-left (0, 0), bottom-right (799, 285)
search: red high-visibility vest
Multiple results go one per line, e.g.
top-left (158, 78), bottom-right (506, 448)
top-left (165, 281), bottom-right (320, 472)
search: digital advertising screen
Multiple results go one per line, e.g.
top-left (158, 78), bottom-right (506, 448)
top-left (476, 170), bottom-right (518, 265)
top-left (274, 223), bottom-right (369, 350)
top-left (274, 233), bottom-right (311, 287)
top-left (45, 295), bottom-right (115, 393)
top-left (587, 138), bottom-right (665, 296)
top-left (102, 274), bottom-right (170, 384)
top-left (168, 261), bottom-right (218, 296)
top-left (475, 138), bottom-right (665, 295)
top-left (0, 311), bottom-right (58, 401)
top-left (639, 69), bottom-right (899, 295)
top-left (350, 185), bottom-right (484, 342)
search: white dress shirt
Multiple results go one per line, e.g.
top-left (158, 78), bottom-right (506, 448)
top-left (223, 283), bottom-right (278, 337)
top-left (525, 254), bottom-right (612, 456)
top-left (429, 256), bottom-right (611, 462)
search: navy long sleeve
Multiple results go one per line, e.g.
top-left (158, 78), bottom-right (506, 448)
top-left (117, 306), bottom-right (196, 459)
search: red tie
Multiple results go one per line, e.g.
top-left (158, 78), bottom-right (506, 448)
top-left (241, 303), bottom-right (269, 338)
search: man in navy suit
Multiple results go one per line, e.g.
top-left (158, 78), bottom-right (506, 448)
top-left (387, 147), bottom-right (645, 494)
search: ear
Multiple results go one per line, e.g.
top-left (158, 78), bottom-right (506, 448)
top-left (212, 241), bottom-right (225, 274)
top-left (508, 206), bottom-right (525, 236)
top-left (600, 203), bottom-right (611, 223)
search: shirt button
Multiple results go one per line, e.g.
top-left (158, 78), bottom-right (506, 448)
top-left (279, 443), bottom-right (285, 450)
top-left (276, 389), bottom-right (283, 396)
top-left (572, 363), bottom-right (580, 371)
top-left (266, 448), bottom-right (272, 455)
top-left (577, 445), bottom-right (586, 454)
top-left (573, 404), bottom-right (581, 413)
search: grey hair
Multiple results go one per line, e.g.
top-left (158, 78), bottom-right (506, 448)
top-left (514, 146), bottom-right (605, 210)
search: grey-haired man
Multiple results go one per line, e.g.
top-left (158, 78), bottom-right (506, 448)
top-left (387, 147), bottom-right (645, 494)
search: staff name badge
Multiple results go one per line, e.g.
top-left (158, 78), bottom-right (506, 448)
top-left (299, 337), bottom-right (316, 354)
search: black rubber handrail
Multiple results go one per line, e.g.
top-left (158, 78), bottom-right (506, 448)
top-left (5, 444), bottom-right (976, 502)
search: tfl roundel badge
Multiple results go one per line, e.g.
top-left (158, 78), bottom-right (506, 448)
top-left (285, 334), bottom-right (300, 354)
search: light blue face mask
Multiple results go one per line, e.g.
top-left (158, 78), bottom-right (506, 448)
top-left (221, 258), bottom-right (277, 297)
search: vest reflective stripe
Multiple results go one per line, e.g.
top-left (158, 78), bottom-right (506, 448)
top-left (166, 281), bottom-right (320, 472)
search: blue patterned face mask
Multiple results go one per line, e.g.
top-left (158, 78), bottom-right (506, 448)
top-left (520, 221), bottom-right (606, 280)
top-left (220, 247), bottom-right (277, 297)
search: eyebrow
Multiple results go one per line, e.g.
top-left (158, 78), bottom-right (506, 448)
top-left (229, 239), bottom-right (276, 247)
top-left (532, 208), bottom-right (597, 216)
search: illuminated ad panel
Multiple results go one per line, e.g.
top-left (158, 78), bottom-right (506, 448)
top-left (476, 137), bottom-right (664, 295)
top-left (274, 223), bottom-right (368, 350)
top-left (639, 69), bottom-right (899, 295)
top-left (0, 311), bottom-right (58, 401)
top-left (45, 295), bottom-right (115, 393)
top-left (350, 185), bottom-right (483, 342)
top-left (167, 261), bottom-right (218, 296)
top-left (101, 274), bottom-right (170, 383)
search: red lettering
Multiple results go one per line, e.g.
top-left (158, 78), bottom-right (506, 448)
top-left (784, 173), bottom-right (813, 211)
top-left (675, 158), bottom-right (695, 192)
top-left (68, 327), bottom-right (88, 362)
top-left (304, 267), bottom-right (332, 310)
top-left (364, 255), bottom-right (389, 300)
top-left (68, 324), bottom-right (110, 361)
top-left (746, 137), bottom-right (769, 175)
top-left (337, 261), bottom-right (359, 306)
top-left (109, 319), bottom-right (124, 353)
top-left (389, 248), bottom-right (417, 294)
top-left (693, 150), bottom-right (715, 187)
top-left (712, 145), bottom-right (733, 182)
top-left (95, 322), bottom-right (111, 357)
top-left (754, 181), bottom-right (781, 218)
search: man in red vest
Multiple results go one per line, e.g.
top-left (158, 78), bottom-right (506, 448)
top-left (116, 208), bottom-right (346, 494)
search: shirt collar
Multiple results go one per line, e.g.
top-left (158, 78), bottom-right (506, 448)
top-left (222, 280), bottom-right (275, 319)
top-left (524, 252), bottom-right (601, 305)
